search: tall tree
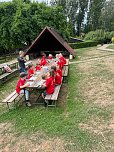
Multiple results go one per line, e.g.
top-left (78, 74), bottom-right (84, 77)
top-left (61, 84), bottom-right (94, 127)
top-left (51, 0), bottom-right (89, 36)
top-left (86, 0), bottom-right (106, 32)
top-left (99, 0), bottom-right (114, 31)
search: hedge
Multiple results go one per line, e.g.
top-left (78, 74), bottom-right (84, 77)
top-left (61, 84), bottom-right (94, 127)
top-left (69, 41), bottom-right (98, 49)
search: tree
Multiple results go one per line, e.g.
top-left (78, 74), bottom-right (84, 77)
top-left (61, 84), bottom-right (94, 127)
top-left (0, 2), bottom-right (17, 51)
top-left (99, 0), bottom-right (114, 31)
top-left (86, 0), bottom-right (106, 32)
top-left (0, 1), bottom-right (69, 52)
top-left (51, 0), bottom-right (89, 36)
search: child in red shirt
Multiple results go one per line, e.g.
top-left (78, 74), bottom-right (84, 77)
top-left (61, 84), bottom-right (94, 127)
top-left (57, 60), bottom-right (63, 70)
top-left (28, 64), bottom-right (35, 79)
top-left (51, 65), bottom-right (62, 85)
top-left (48, 54), bottom-right (53, 60)
top-left (59, 53), bottom-right (66, 66)
top-left (16, 72), bottom-right (31, 107)
top-left (40, 55), bottom-right (47, 66)
top-left (35, 60), bottom-right (41, 71)
top-left (42, 71), bottom-right (55, 107)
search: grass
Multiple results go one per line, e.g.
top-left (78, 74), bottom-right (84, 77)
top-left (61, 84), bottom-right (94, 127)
top-left (71, 46), bottom-right (114, 62)
top-left (107, 44), bottom-right (114, 50)
top-left (0, 67), bottom-right (112, 151)
top-left (0, 76), bottom-right (19, 102)
top-left (73, 47), bottom-right (97, 61)
top-left (0, 47), bottom-right (114, 151)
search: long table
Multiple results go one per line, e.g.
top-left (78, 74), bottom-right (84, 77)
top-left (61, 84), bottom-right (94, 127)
top-left (25, 64), bottom-right (55, 104)
top-left (25, 58), bottom-right (68, 104)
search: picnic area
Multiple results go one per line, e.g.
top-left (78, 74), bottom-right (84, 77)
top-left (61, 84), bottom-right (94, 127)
top-left (1, 45), bottom-right (114, 151)
top-left (1, 0), bottom-right (114, 151)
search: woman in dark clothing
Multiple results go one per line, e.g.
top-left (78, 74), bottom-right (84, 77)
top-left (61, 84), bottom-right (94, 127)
top-left (17, 51), bottom-right (26, 73)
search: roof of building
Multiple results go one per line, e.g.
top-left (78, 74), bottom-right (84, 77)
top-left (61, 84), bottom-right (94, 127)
top-left (24, 26), bottom-right (75, 56)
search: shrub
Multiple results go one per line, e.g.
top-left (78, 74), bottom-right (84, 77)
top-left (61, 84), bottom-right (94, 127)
top-left (110, 31), bottom-right (114, 38)
top-left (85, 29), bottom-right (113, 44)
top-left (112, 37), bottom-right (114, 44)
top-left (69, 41), bottom-right (98, 49)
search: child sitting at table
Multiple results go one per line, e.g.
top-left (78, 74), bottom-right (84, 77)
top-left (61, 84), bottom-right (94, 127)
top-left (35, 60), bottom-right (41, 71)
top-left (28, 64), bottom-right (35, 79)
top-left (59, 53), bottom-right (66, 66)
top-left (42, 70), bottom-right (55, 106)
top-left (57, 59), bottom-right (63, 70)
top-left (51, 65), bottom-right (62, 85)
top-left (16, 72), bottom-right (31, 107)
top-left (40, 53), bottom-right (47, 66)
top-left (48, 54), bottom-right (53, 60)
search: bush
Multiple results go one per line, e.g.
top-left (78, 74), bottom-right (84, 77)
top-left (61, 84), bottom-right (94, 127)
top-left (85, 29), bottom-right (113, 44)
top-left (69, 41), bottom-right (98, 49)
top-left (112, 37), bottom-right (114, 44)
top-left (110, 31), bottom-right (114, 38)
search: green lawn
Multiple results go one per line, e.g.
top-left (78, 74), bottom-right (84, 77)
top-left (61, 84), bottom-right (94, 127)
top-left (107, 44), bottom-right (114, 50)
top-left (1, 48), bottom-right (114, 151)
top-left (0, 66), bottom-right (102, 151)
top-left (72, 46), bottom-right (114, 62)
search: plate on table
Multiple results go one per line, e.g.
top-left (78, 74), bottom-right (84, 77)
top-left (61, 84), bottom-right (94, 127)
top-left (29, 76), bottom-right (36, 81)
top-left (42, 66), bottom-right (49, 72)
top-left (28, 82), bottom-right (34, 86)
top-left (36, 71), bottom-right (41, 75)
top-left (36, 80), bottom-right (46, 87)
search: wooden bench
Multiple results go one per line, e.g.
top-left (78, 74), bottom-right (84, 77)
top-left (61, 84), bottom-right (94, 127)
top-left (0, 69), bottom-right (18, 84)
top-left (2, 91), bottom-right (24, 110)
top-left (44, 79), bottom-right (63, 107)
top-left (62, 66), bottom-right (69, 82)
top-left (65, 59), bottom-right (69, 66)
top-left (62, 66), bottom-right (69, 77)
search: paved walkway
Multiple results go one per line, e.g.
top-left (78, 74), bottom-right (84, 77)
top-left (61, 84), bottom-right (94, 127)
top-left (97, 44), bottom-right (114, 52)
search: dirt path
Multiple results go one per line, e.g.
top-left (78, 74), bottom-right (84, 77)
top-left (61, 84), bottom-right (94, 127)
top-left (97, 44), bottom-right (114, 52)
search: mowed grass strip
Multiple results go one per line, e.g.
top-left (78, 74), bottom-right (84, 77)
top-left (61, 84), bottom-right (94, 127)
top-left (72, 46), bottom-right (114, 62)
top-left (107, 44), bottom-right (114, 50)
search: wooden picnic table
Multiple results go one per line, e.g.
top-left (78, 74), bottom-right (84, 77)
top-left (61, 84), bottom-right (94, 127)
top-left (25, 61), bottom-right (57, 103)
top-left (24, 58), bottom-right (69, 104)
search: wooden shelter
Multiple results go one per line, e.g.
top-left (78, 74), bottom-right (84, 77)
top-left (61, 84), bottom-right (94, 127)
top-left (24, 26), bottom-right (75, 58)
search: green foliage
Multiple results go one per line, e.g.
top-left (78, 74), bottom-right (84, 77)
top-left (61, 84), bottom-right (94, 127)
top-left (51, 0), bottom-right (88, 36)
top-left (110, 31), bottom-right (114, 38)
top-left (69, 41), bottom-right (98, 49)
top-left (0, 1), bottom-right (70, 52)
top-left (0, 2), bottom-right (17, 50)
top-left (86, 0), bottom-right (106, 32)
top-left (84, 29), bottom-right (113, 44)
top-left (99, 0), bottom-right (114, 31)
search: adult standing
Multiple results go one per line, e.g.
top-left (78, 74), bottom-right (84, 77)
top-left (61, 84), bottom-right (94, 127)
top-left (17, 51), bottom-right (26, 73)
